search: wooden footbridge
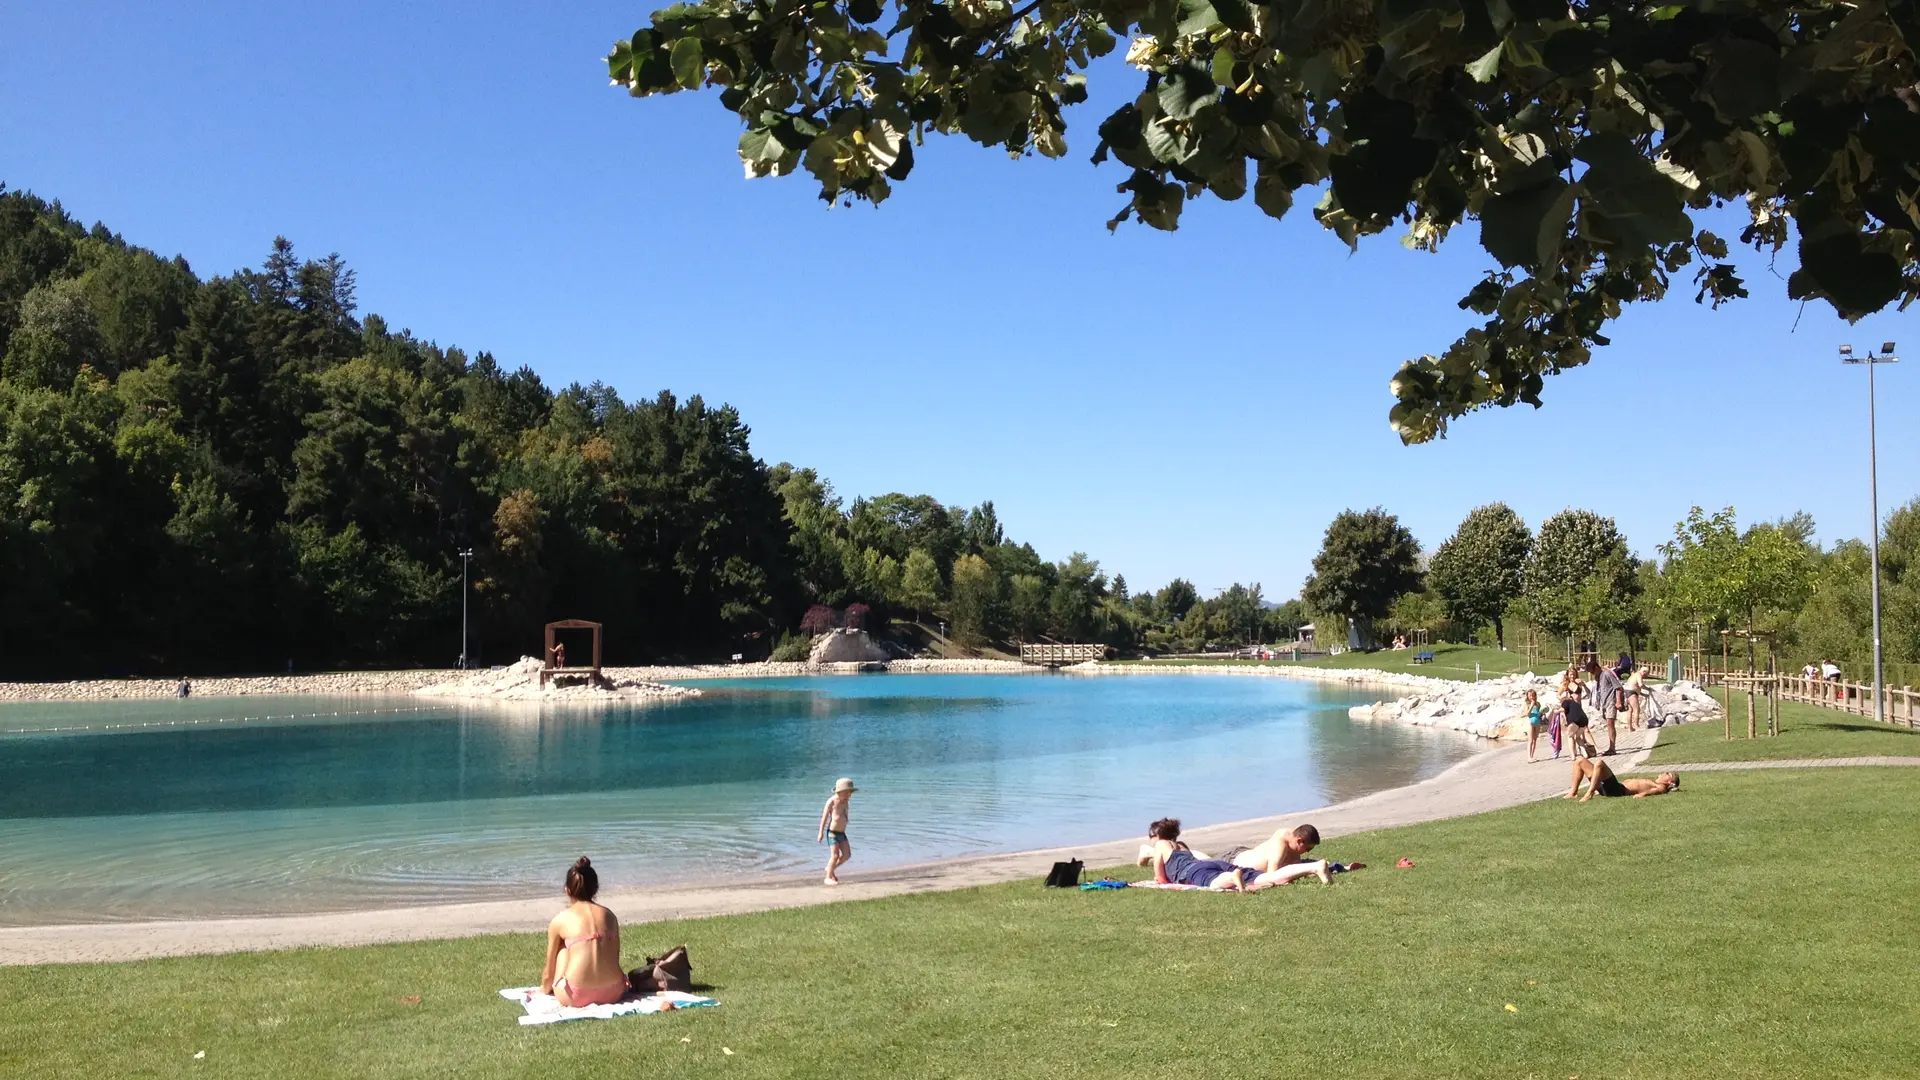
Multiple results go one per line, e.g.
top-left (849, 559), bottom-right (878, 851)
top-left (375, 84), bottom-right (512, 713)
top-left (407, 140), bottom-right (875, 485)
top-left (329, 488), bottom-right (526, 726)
top-left (1018, 643), bottom-right (1110, 667)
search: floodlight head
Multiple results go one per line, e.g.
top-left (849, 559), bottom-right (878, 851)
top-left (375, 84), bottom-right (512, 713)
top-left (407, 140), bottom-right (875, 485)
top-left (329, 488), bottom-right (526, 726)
top-left (1883, 342), bottom-right (1897, 355)
top-left (1839, 344), bottom-right (1853, 357)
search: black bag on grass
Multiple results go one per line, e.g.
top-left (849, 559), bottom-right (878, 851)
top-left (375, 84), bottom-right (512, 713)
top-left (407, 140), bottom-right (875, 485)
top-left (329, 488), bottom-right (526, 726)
top-left (1044, 859), bottom-right (1084, 888)
top-left (629, 945), bottom-right (694, 995)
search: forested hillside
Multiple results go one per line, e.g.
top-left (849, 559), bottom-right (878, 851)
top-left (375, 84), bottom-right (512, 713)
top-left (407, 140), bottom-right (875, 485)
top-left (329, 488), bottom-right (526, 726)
top-left (3, 187), bottom-right (1285, 677)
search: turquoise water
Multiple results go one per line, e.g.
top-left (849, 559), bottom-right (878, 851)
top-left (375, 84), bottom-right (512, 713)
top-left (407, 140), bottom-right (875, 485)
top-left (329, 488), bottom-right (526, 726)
top-left (0, 674), bottom-right (1472, 923)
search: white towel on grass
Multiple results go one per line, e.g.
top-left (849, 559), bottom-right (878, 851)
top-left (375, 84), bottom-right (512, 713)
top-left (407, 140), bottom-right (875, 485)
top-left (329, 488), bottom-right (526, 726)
top-left (498, 987), bottom-right (719, 1026)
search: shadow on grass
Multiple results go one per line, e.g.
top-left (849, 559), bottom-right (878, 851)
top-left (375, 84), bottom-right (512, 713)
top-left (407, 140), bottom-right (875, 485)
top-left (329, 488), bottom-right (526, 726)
top-left (1799, 719), bottom-right (1920, 737)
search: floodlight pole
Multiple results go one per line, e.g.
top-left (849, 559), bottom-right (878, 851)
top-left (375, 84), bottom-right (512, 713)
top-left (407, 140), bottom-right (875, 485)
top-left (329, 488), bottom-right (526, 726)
top-left (458, 548), bottom-right (475, 669)
top-left (1842, 344), bottom-right (1898, 724)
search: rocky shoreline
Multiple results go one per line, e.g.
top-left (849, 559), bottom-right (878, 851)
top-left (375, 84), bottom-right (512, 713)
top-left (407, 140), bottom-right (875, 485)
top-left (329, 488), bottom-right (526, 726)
top-left (1347, 673), bottom-right (1723, 740)
top-left (0, 658), bottom-right (1725, 743)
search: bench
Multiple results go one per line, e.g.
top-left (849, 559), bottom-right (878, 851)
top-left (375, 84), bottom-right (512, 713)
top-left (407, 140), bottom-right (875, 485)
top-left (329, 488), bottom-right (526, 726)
top-left (1411, 651), bottom-right (1435, 664)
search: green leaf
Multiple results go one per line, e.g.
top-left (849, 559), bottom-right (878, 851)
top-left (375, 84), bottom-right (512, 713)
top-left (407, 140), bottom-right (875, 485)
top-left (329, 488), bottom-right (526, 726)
top-left (1175, 0), bottom-right (1219, 38)
top-left (1466, 42), bottom-right (1503, 83)
top-left (1253, 170), bottom-right (1293, 220)
top-left (1791, 218), bottom-right (1905, 317)
top-left (803, 133), bottom-right (842, 186)
top-left (1209, 157), bottom-right (1247, 201)
top-left (1143, 117), bottom-right (1184, 163)
top-left (884, 138), bottom-right (915, 180)
top-left (1479, 177), bottom-right (1574, 270)
top-left (1156, 64), bottom-right (1216, 121)
top-left (1704, 38), bottom-right (1781, 122)
top-left (1211, 0), bottom-right (1254, 33)
top-left (670, 37), bottom-right (706, 89)
top-left (740, 128), bottom-right (790, 163)
top-left (1574, 133), bottom-right (1692, 249)
top-left (772, 29), bottom-right (808, 76)
top-left (1211, 48), bottom-right (1236, 89)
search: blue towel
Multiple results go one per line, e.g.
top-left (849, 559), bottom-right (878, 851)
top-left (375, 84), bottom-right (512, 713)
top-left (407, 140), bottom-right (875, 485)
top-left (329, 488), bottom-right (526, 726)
top-left (1080, 879), bottom-right (1131, 890)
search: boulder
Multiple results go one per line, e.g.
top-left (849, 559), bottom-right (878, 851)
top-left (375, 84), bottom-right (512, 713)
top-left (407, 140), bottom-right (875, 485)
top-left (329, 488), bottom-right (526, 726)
top-left (808, 629), bottom-right (890, 665)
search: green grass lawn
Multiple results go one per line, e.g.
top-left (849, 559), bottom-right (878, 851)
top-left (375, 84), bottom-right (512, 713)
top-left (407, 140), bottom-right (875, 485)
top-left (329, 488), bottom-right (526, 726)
top-left (1642, 689), bottom-right (1920, 765)
top-left (9, 768), bottom-right (1920, 1079)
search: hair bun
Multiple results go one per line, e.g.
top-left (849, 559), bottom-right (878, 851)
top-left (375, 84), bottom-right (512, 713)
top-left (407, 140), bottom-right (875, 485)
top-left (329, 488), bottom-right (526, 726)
top-left (573, 856), bottom-right (592, 871)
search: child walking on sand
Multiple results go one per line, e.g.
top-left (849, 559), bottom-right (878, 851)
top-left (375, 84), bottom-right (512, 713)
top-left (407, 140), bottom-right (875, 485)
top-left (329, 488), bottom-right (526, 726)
top-left (817, 777), bottom-right (856, 885)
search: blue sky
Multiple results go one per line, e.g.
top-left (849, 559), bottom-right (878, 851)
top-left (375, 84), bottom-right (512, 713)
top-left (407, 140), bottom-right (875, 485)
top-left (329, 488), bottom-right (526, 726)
top-left (4, 1), bottom-right (1913, 600)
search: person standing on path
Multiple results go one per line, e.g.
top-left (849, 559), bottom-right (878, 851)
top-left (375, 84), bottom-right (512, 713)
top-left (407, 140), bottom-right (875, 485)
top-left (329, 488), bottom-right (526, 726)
top-left (818, 777), bottom-right (856, 886)
top-left (1589, 658), bottom-right (1624, 755)
top-left (1558, 665), bottom-right (1593, 759)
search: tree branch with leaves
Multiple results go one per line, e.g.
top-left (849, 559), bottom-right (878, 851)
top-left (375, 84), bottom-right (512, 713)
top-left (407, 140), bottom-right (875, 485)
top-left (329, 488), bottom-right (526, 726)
top-left (610, 1), bottom-right (1920, 440)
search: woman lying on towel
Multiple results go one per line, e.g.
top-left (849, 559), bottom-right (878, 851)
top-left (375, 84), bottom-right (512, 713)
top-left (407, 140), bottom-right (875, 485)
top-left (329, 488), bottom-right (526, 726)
top-left (1143, 819), bottom-right (1333, 890)
top-left (540, 856), bottom-right (628, 1007)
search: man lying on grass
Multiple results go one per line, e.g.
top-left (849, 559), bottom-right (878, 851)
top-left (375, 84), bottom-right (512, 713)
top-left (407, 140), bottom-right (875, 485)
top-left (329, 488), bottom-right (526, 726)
top-left (1565, 759), bottom-right (1680, 802)
top-left (1141, 818), bottom-right (1332, 890)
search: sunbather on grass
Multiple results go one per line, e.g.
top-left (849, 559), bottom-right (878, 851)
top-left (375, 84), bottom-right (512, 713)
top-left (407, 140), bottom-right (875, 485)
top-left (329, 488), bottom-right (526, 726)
top-left (1143, 819), bottom-right (1332, 890)
top-left (1564, 759), bottom-right (1680, 802)
top-left (540, 857), bottom-right (627, 1007)
top-left (1143, 818), bottom-right (1243, 889)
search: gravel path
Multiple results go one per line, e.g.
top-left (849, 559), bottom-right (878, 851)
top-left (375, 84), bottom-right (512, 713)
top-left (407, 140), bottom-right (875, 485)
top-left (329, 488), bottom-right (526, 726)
top-left (0, 727), bottom-right (1663, 966)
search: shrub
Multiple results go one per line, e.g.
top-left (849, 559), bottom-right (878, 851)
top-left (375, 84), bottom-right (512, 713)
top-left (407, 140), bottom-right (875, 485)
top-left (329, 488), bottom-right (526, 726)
top-left (771, 630), bottom-right (812, 662)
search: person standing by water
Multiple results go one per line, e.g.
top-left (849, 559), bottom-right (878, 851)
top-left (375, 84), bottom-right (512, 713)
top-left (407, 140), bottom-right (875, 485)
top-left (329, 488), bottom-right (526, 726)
top-left (175, 678), bottom-right (191, 698)
top-left (818, 777), bottom-right (856, 886)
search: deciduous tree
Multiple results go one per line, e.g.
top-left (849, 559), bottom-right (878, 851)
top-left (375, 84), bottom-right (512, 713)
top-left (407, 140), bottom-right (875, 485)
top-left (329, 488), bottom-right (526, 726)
top-left (1426, 503), bottom-right (1531, 647)
top-left (900, 547), bottom-right (942, 619)
top-left (1525, 509), bottom-right (1637, 639)
top-left (948, 553), bottom-right (1003, 647)
top-left (609, 2), bottom-right (1920, 440)
top-left (1303, 508), bottom-right (1422, 646)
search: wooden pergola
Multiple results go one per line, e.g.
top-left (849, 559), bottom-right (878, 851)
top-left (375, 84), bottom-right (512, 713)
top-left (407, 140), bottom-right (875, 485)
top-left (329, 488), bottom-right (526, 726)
top-left (541, 619), bottom-right (603, 688)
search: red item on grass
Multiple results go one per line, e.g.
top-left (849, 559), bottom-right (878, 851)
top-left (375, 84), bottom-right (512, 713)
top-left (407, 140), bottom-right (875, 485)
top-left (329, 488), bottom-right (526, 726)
top-left (1395, 857), bottom-right (1415, 868)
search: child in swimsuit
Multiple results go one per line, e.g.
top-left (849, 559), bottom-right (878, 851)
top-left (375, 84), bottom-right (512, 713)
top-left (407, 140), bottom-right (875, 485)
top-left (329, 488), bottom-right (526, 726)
top-left (818, 777), bottom-right (856, 886)
top-left (1523, 689), bottom-right (1546, 763)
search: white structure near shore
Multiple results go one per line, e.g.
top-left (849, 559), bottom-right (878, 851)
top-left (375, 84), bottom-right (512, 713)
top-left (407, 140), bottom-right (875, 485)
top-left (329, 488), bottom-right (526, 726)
top-left (413, 657), bottom-right (699, 701)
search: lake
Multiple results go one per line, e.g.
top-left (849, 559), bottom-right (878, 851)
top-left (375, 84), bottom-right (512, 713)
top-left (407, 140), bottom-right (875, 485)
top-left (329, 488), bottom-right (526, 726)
top-left (0, 673), bottom-right (1471, 924)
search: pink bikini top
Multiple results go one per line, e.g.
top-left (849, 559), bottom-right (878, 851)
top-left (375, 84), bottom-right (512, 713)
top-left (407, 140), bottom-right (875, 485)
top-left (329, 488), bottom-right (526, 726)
top-left (564, 931), bottom-right (606, 948)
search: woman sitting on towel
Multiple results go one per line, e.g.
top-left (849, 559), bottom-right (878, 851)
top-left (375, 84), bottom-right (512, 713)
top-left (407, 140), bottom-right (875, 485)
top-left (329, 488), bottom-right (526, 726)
top-left (540, 856), bottom-right (627, 1006)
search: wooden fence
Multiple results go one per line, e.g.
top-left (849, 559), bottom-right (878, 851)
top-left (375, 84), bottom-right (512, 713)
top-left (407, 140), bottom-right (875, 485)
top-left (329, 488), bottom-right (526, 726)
top-left (1018, 643), bottom-right (1110, 666)
top-left (1688, 668), bottom-right (1920, 727)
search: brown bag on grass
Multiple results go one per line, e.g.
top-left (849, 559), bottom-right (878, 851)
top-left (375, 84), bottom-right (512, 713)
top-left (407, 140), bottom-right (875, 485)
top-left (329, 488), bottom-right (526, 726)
top-left (628, 945), bottom-right (693, 995)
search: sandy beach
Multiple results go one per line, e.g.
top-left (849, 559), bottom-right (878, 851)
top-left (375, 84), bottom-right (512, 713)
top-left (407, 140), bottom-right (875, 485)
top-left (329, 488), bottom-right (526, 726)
top-left (0, 725), bottom-right (1657, 966)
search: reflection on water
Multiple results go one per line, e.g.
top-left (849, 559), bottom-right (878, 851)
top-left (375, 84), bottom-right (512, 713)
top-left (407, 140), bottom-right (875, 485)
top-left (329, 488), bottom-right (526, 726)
top-left (0, 675), bottom-right (1474, 923)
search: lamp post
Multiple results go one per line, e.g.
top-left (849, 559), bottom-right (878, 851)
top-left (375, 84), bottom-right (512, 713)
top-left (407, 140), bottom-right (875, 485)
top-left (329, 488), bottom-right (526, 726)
top-left (458, 547), bottom-right (475, 669)
top-left (1841, 342), bottom-right (1898, 724)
